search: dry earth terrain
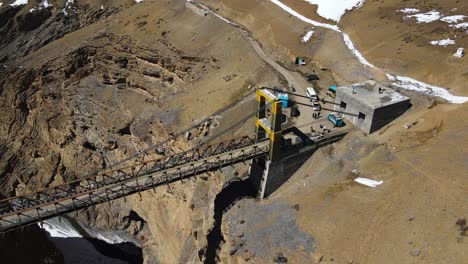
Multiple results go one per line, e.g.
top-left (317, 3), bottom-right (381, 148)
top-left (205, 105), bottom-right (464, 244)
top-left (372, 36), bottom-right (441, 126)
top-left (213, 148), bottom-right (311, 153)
top-left (0, 0), bottom-right (467, 263)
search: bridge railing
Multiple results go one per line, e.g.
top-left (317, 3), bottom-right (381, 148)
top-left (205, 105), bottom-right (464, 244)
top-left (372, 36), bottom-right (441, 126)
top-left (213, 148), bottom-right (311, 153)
top-left (0, 135), bottom-right (265, 228)
top-left (0, 137), bottom-right (269, 233)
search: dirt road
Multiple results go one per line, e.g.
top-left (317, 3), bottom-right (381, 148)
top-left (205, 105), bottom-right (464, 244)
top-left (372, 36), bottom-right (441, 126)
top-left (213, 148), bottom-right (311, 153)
top-left (190, 1), bottom-right (320, 129)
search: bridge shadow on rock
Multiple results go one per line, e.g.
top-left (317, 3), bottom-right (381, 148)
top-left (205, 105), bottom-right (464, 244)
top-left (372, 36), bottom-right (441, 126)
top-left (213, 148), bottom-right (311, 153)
top-left (204, 179), bottom-right (256, 264)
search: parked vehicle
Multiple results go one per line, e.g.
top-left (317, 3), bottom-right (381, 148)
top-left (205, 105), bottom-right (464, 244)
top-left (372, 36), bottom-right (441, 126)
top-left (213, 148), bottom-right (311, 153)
top-left (306, 73), bottom-right (319, 81)
top-left (295, 57), bottom-right (306, 65)
top-left (312, 101), bottom-right (321, 111)
top-left (327, 85), bottom-right (337, 99)
top-left (328, 113), bottom-right (345, 127)
top-left (306, 87), bottom-right (318, 102)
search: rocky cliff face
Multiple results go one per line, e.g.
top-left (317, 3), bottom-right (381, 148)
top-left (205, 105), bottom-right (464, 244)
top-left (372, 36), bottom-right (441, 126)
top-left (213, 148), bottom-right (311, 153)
top-left (0, 1), bottom-right (280, 263)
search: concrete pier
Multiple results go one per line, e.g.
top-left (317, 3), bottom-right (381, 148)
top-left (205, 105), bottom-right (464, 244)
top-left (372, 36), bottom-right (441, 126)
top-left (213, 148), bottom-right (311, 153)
top-left (249, 144), bottom-right (317, 199)
top-left (249, 132), bottom-right (347, 199)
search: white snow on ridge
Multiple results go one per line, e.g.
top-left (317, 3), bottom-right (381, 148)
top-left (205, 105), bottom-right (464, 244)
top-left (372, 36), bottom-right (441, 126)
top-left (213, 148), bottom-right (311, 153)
top-left (302, 30), bottom-right (314, 43)
top-left (391, 76), bottom-right (468, 104)
top-left (270, 0), bottom-right (468, 104)
top-left (270, 0), bottom-right (340, 31)
top-left (10, 0), bottom-right (28, 7)
top-left (399, 8), bottom-right (419, 14)
top-left (441, 15), bottom-right (466, 23)
top-left (406, 11), bottom-right (441, 23)
top-left (303, 0), bottom-right (365, 22)
top-left (430, 38), bottom-right (455, 46)
top-left (342, 33), bottom-right (376, 69)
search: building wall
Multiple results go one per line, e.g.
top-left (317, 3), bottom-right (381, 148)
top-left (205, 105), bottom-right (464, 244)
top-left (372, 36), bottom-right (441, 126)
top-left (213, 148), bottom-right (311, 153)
top-left (335, 90), bottom-right (375, 133)
top-left (371, 100), bottom-right (410, 133)
top-left (335, 89), bottom-right (410, 134)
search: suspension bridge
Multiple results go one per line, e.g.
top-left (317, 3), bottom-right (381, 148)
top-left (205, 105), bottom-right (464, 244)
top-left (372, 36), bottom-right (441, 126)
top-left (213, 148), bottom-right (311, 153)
top-left (0, 88), bottom-right (350, 233)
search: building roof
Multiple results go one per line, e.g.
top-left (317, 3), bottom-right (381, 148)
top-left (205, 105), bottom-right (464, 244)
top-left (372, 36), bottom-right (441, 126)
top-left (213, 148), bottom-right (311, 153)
top-left (337, 80), bottom-right (410, 109)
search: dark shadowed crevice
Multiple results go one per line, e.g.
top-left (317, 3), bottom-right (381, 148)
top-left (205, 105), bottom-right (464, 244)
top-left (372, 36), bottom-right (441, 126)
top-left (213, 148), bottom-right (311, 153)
top-left (204, 179), bottom-right (256, 264)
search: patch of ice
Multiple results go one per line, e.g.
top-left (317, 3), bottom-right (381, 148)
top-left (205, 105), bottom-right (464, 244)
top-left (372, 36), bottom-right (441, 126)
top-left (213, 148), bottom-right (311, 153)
top-left (41, 220), bottom-right (82, 238)
top-left (406, 11), bottom-right (441, 23)
top-left (441, 15), bottom-right (466, 23)
top-left (451, 22), bottom-right (468, 29)
top-left (354, 177), bottom-right (383, 188)
top-left (399, 8), bottom-right (419, 14)
top-left (301, 30), bottom-right (314, 43)
top-left (430, 38), bottom-right (455, 46)
top-left (10, 0), bottom-right (28, 7)
top-left (303, 0), bottom-right (365, 22)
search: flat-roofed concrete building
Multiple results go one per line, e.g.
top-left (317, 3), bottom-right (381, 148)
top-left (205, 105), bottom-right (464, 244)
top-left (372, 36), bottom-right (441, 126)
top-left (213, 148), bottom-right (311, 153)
top-left (334, 80), bottom-right (410, 133)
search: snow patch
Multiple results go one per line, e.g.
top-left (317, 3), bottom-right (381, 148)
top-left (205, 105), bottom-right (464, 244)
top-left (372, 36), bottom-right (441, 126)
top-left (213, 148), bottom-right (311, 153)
top-left (430, 38), bottom-right (455, 46)
top-left (342, 33), bottom-right (376, 69)
top-left (41, 219), bottom-right (82, 238)
top-left (301, 30), bottom-right (314, 43)
top-left (406, 11), bottom-right (441, 23)
top-left (451, 22), bottom-right (468, 29)
top-left (0, 3), bottom-right (3, 8)
top-left (135, 0), bottom-right (144, 3)
top-left (354, 177), bottom-right (383, 188)
top-left (441, 15), bottom-right (466, 23)
top-left (270, 0), bottom-right (340, 31)
top-left (270, 0), bottom-right (468, 104)
top-left (40, 217), bottom-right (137, 245)
top-left (41, 0), bottom-right (50, 8)
top-left (10, 0), bottom-right (28, 7)
top-left (390, 76), bottom-right (468, 104)
top-left (303, 0), bottom-right (365, 22)
top-left (399, 8), bottom-right (419, 14)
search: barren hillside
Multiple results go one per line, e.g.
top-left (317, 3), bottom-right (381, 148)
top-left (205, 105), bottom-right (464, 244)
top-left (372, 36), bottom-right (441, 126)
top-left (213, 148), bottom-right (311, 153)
top-left (0, 0), bottom-right (466, 263)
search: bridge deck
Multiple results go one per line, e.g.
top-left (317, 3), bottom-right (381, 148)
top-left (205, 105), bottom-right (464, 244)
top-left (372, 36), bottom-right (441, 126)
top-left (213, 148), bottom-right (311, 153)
top-left (0, 136), bottom-right (269, 233)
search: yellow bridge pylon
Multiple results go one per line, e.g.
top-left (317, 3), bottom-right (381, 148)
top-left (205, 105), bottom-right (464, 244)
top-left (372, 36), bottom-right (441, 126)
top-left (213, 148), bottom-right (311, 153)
top-left (255, 88), bottom-right (283, 161)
